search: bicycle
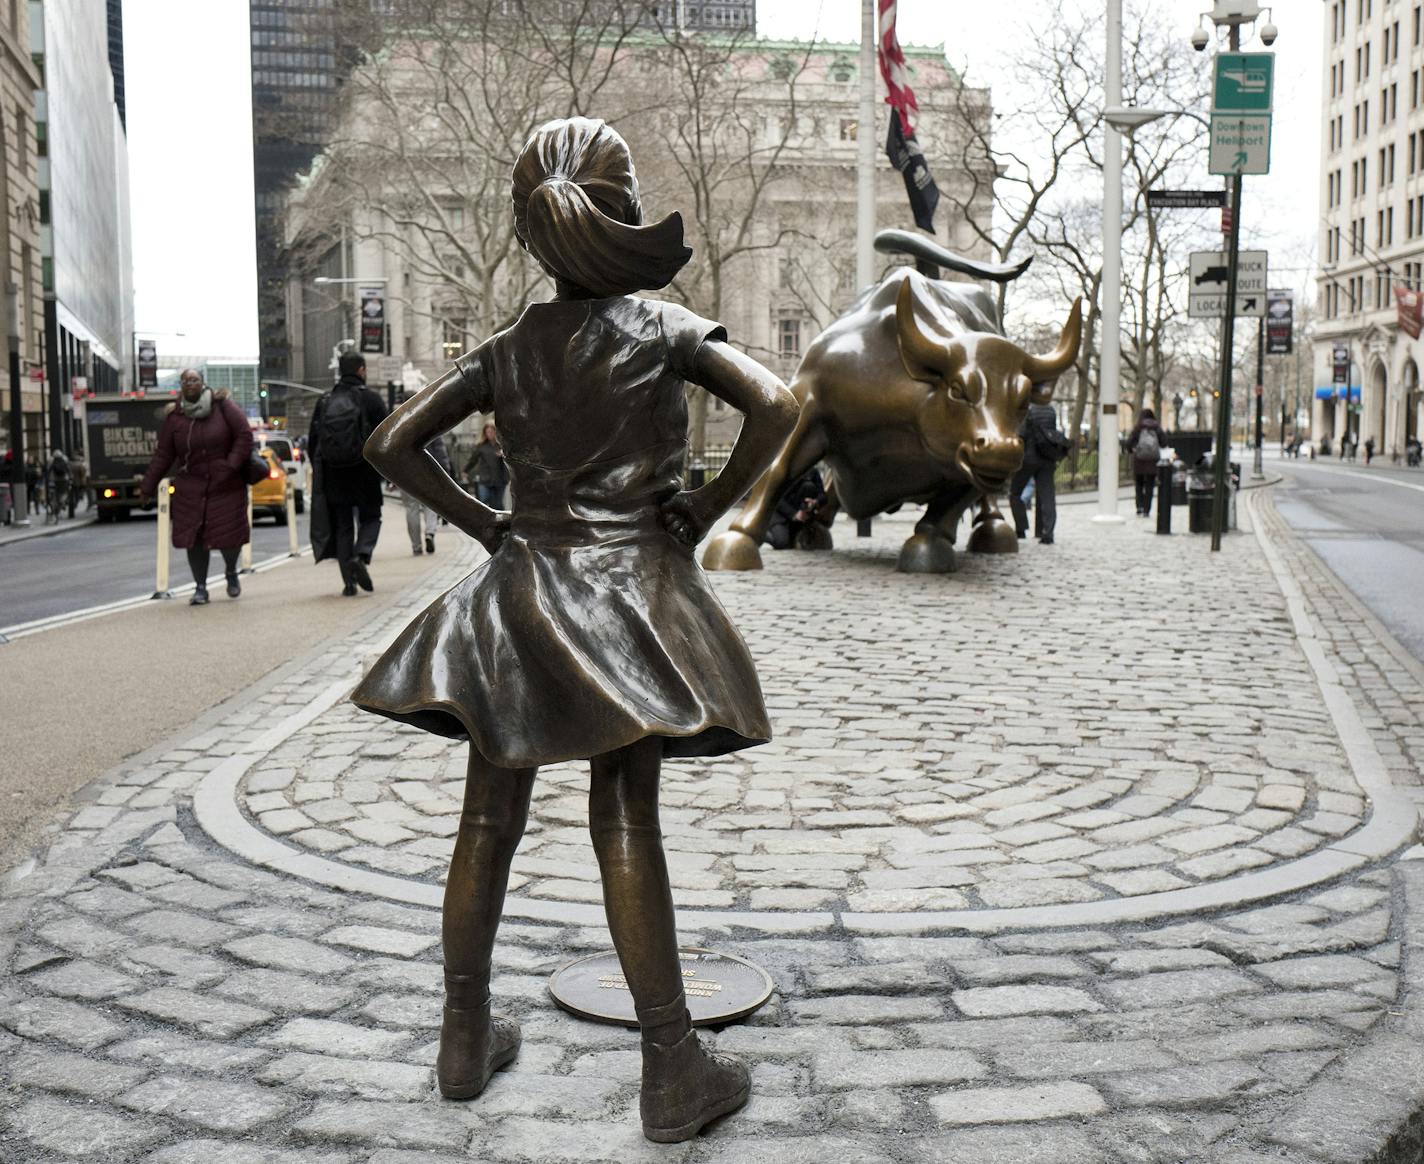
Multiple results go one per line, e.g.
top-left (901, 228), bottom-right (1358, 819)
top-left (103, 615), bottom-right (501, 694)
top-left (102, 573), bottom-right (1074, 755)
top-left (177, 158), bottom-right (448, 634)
top-left (44, 477), bottom-right (69, 525)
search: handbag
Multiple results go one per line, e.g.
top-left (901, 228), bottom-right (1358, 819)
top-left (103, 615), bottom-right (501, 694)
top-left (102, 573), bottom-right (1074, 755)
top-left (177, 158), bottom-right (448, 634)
top-left (242, 449), bottom-right (270, 486)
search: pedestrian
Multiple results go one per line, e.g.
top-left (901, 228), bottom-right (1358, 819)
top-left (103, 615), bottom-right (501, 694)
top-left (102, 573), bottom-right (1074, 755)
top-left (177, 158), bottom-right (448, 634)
top-left (43, 448), bottom-right (71, 523)
top-left (1126, 407), bottom-right (1165, 517)
top-left (354, 118), bottom-right (797, 1143)
top-left (407, 435), bottom-right (453, 555)
top-left (137, 368), bottom-right (253, 605)
top-left (1009, 401), bottom-right (1068, 544)
top-left (24, 454), bottom-right (39, 514)
top-left (308, 351), bottom-right (388, 595)
top-left (765, 465), bottom-right (826, 550)
top-left (1364, 435), bottom-right (1376, 465)
top-left (465, 422), bottom-right (508, 509)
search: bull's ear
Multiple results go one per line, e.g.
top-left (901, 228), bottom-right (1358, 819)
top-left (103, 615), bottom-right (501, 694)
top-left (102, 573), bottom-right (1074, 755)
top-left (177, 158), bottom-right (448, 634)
top-left (896, 278), bottom-right (947, 384)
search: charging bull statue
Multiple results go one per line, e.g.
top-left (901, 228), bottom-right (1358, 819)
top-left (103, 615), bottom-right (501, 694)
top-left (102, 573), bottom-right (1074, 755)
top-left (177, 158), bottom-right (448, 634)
top-left (702, 231), bottom-right (1081, 574)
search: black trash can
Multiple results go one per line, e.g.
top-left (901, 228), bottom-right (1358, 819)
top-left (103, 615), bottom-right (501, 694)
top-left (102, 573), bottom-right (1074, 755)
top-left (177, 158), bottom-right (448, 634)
top-left (1186, 454), bottom-right (1238, 534)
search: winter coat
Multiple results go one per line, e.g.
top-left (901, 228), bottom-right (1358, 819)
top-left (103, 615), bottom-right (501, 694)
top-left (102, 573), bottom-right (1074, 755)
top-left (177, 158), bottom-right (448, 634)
top-left (140, 391), bottom-right (253, 550)
top-left (1126, 417), bottom-right (1166, 477)
top-left (465, 438), bottom-right (508, 488)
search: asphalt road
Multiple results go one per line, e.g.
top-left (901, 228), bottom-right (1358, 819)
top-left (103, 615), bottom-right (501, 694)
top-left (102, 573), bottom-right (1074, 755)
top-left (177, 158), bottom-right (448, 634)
top-left (0, 505), bottom-right (311, 629)
top-left (1271, 454), bottom-right (1424, 665)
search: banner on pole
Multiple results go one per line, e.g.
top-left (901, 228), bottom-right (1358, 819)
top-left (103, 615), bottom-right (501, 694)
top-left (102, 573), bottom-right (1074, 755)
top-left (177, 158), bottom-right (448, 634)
top-left (1395, 285), bottom-right (1424, 340)
top-left (877, 0), bottom-right (939, 233)
top-left (1265, 289), bottom-right (1293, 354)
top-left (137, 339), bottom-right (157, 389)
top-left (1331, 342), bottom-right (1349, 385)
top-left (359, 286), bottom-right (386, 354)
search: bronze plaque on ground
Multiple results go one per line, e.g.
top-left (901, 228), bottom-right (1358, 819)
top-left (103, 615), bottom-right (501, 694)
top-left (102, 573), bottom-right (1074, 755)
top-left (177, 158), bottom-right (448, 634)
top-left (549, 948), bottom-right (774, 1027)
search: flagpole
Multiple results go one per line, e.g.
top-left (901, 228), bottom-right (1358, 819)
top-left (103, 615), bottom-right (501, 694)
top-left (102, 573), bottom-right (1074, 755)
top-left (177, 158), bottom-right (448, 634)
top-left (1095, 0), bottom-right (1125, 523)
top-left (856, 0), bottom-right (876, 293)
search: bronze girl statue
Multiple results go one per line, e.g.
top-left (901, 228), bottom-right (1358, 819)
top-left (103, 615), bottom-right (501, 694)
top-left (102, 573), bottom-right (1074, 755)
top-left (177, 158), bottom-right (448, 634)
top-left (357, 118), bottom-right (797, 1142)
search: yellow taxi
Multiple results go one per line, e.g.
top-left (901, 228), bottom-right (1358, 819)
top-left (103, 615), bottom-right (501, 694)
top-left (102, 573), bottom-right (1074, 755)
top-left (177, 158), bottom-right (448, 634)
top-left (249, 446), bottom-right (291, 524)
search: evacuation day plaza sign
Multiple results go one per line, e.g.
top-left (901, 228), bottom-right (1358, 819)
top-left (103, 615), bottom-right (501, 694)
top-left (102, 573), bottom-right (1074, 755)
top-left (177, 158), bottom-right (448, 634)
top-left (1209, 52), bottom-right (1274, 176)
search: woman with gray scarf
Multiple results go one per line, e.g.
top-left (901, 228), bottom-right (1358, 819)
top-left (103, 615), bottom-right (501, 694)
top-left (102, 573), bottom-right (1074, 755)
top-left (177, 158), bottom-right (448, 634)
top-left (139, 368), bottom-right (254, 604)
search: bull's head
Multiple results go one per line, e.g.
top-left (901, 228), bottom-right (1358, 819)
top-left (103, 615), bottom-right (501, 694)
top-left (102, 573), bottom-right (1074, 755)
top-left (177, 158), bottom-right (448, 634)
top-left (896, 279), bottom-right (1082, 492)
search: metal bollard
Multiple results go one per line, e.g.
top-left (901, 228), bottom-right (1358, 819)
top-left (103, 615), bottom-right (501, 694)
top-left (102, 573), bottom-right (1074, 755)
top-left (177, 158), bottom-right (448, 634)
top-left (241, 490), bottom-right (254, 573)
top-left (1156, 461), bottom-right (1173, 535)
top-left (152, 477), bottom-right (173, 598)
top-left (286, 478), bottom-right (299, 556)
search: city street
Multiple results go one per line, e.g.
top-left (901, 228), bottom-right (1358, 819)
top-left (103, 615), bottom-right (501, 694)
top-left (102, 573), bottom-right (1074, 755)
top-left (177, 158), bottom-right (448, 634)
top-left (2, 487), bottom-right (1423, 1162)
top-left (0, 508), bottom-right (312, 632)
top-left (1272, 457), bottom-right (1424, 665)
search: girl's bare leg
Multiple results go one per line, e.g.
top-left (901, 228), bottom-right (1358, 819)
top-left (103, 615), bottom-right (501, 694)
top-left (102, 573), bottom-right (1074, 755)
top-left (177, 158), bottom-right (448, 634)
top-left (438, 748), bottom-right (535, 1099)
top-left (588, 738), bottom-right (749, 1142)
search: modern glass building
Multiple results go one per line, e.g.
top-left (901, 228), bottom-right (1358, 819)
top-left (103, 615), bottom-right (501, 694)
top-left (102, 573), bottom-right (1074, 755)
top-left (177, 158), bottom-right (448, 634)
top-left (30, 0), bottom-right (135, 452)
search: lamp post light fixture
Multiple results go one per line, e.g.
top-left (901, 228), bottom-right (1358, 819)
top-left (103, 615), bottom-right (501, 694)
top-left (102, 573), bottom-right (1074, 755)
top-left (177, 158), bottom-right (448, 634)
top-left (1095, 0), bottom-right (1167, 525)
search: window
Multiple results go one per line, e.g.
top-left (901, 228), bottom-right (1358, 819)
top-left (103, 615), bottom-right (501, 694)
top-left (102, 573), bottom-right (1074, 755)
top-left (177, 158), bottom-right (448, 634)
top-left (440, 318), bottom-right (466, 360)
top-left (777, 317), bottom-right (801, 358)
top-left (838, 118), bottom-right (857, 142)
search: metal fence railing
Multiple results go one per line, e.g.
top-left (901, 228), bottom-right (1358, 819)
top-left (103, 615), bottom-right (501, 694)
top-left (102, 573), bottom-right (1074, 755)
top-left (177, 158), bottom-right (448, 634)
top-left (685, 444), bottom-right (733, 487)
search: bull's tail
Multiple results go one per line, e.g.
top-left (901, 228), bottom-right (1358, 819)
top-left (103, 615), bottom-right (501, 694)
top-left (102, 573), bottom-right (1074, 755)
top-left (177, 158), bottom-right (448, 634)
top-left (874, 229), bottom-right (1032, 284)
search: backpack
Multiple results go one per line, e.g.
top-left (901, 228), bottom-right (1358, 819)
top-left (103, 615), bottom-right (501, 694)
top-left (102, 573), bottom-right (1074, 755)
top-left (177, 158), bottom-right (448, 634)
top-left (317, 386), bottom-right (369, 469)
top-left (1134, 426), bottom-right (1161, 465)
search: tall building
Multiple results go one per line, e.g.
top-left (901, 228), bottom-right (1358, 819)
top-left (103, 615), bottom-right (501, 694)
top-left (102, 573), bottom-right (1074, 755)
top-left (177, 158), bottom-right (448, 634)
top-left (29, 0), bottom-right (134, 456)
top-left (249, 1), bottom-right (758, 387)
top-left (1315, 0), bottom-right (1424, 453)
top-left (0, 1), bottom-right (43, 469)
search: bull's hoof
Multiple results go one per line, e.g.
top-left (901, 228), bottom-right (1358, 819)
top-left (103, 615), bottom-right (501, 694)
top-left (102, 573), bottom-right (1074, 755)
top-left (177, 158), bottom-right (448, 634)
top-left (795, 523), bottom-right (834, 552)
top-left (702, 530), bottom-right (763, 571)
top-left (896, 533), bottom-right (957, 574)
top-left (967, 513), bottom-right (1019, 555)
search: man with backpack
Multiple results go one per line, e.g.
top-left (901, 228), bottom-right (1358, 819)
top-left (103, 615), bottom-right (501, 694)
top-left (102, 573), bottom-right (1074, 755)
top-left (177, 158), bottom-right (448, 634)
top-left (1126, 407), bottom-right (1166, 517)
top-left (308, 351), bottom-right (389, 595)
top-left (1009, 400), bottom-right (1070, 545)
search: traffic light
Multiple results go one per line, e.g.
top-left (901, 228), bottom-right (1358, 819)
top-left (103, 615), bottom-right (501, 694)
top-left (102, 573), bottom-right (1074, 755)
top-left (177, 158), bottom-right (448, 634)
top-left (259, 385), bottom-right (270, 422)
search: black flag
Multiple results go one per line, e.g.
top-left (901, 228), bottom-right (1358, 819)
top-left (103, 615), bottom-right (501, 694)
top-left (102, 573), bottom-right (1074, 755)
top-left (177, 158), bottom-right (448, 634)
top-left (885, 109), bottom-right (940, 234)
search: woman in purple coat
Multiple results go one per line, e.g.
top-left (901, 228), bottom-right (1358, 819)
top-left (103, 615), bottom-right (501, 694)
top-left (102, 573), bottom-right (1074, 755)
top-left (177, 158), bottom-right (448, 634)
top-left (139, 368), bottom-right (254, 604)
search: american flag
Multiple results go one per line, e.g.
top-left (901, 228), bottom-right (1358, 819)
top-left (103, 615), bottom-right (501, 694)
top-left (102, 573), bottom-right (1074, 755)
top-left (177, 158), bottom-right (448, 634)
top-left (876, 0), bottom-right (939, 233)
top-left (877, 0), bottom-right (919, 137)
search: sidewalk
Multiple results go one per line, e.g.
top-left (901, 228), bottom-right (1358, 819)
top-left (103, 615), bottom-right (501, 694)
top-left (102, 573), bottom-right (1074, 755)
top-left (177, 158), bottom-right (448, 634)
top-left (1, 491), bottom-right (1422, 1162)
top-left (0, 509), bottom-right (95, 547)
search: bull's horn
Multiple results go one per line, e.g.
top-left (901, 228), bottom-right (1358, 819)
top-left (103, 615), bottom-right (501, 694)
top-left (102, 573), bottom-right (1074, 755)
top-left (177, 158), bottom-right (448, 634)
top-left (1022, 297), bottom-right (1083, 383)
top-left (896, 277), bottom-right (945, 383)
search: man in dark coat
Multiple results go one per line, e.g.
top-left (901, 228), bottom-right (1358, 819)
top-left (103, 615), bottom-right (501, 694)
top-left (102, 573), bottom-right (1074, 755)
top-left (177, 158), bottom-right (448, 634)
top-left (1009, 401), bottom-right (1065, 545)
top-left (765, 466), bottom-right (827, 550)
top-left (309, 352), bottom-right (389, 595)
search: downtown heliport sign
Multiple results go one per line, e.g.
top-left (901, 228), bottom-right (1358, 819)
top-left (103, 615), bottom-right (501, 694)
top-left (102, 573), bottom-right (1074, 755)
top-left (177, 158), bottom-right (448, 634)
top-left (1210, 52), bottom-right (1274, 176)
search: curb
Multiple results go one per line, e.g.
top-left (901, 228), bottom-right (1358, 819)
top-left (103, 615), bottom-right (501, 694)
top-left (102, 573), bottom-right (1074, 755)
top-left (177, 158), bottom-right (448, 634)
top-left (0, 512), bottom-right (97, 547)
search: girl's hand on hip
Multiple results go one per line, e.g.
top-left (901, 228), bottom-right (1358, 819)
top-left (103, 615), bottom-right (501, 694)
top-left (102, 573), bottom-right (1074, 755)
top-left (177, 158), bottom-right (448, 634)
top-left (660, 492), bottom-right (712, 547)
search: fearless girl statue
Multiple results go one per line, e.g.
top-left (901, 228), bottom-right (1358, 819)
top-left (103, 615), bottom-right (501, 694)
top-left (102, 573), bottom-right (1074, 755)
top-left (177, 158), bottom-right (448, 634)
top-left (355, 117), bottom-right (798, 1142)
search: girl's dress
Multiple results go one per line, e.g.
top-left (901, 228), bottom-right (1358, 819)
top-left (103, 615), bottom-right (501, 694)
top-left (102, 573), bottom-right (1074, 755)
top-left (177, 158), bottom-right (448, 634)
top-left (352, 296), bottom-right (771, 769)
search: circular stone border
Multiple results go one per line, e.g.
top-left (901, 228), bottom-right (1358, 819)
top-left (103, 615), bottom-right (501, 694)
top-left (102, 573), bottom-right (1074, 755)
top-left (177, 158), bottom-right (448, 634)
top-left (194, 489), bottom-right (1420, 935)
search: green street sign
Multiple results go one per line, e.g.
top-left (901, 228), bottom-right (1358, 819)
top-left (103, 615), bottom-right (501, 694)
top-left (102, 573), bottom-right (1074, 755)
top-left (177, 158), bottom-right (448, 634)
top-left (1213, 53), bottom-right (1274, 113)
top-left (1209, 113), bottom-right (1271, 175)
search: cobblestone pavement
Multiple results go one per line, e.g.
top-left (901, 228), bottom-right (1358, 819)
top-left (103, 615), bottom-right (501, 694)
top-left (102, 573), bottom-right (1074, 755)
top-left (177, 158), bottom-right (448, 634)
top-left (2, 489), bottom-right (1423, 1163)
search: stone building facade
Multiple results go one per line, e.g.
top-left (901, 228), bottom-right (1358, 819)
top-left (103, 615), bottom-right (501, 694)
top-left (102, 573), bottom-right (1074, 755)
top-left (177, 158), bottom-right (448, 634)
top-left (282, 34), bottom-right (994, 449)
top-left (1314, 0), bottom-right (1424, 453)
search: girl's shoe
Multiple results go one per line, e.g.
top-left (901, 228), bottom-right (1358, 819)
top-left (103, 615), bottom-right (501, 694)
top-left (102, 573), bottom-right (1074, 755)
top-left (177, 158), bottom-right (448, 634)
top-left (640, 1023), bottom-right (750, 1143)
top-left (226, 573), bottom-right (241, 598)
top-left (436, 998), bottom-right (520, 1100)
top-left (189, 588), bottom-right (209, 606)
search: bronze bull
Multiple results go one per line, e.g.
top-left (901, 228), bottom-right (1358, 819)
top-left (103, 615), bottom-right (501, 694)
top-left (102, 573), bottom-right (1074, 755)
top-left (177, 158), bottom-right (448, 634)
top-left (702, 232), bottom-right (1081, 574)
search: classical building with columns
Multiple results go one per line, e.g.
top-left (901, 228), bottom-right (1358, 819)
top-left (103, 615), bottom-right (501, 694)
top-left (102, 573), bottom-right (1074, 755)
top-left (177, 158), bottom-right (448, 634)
top-left (1315, 0), bottom-right (1424, 453)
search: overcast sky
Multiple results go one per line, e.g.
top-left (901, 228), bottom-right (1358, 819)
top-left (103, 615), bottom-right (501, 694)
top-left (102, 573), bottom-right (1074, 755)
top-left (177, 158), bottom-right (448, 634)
top-left (123, 1), bottom-right (1320, 360)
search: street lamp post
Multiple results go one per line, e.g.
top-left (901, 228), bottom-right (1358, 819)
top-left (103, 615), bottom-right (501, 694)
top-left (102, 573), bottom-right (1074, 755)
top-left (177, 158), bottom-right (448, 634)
top-left (7, 283), bottom-right (26, 525)
top-left (1097, 1), bottom-right (1165, 524)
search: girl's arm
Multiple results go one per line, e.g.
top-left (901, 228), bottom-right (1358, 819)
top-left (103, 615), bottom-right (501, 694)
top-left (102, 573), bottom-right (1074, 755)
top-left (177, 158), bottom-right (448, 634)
top-left (661, 341), bottom-right (799, 546)
top-left (364, 368), bottom-right (507, 552)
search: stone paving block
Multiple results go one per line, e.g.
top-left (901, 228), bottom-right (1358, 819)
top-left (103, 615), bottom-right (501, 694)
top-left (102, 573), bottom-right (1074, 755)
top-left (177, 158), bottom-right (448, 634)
top-left (144, 1142), bottom-right (356, 1164)
top-left (117, 986), bottom-right (274, 1038)
top-left (1252, 954), bottom-right (1398, 997)
top-left (263, 1016), bottom-right (411, 1058)
top-left (118, 1073), bottom-right (292, 1132)
top-left (0, 995), bottom-right (126, 1049)
top-left (7, 1044), bottom-right (149, 1096)
top-left (802, 961), bottom-right (941, 995)
top-left (126, 908), bottom-right (241, 947)
top-left (952, 985), bottom-right (1103, 1017)
top-left (27, 957), bottom-right (139, 999)
top-left (224, 933), bottom-right (356, 974)
top-left (65, 883), bottom-right (154, 919)
top-left (1172, 1022), bottom-right (1341, 1064)
top-left (322, 924), bottom-right (440, 956)
top-left (1098, 1061), bottom-right (1262, 1109)
top-left (213, 966), bottom-right (358, 1014)
top-left (924, 1124), bottom-right (1108, 1164)
top-left (1087, 948), bottom-right (1233, 975)
top-left (697, 1136), bottom-right (893, 1164)
top-left (258, 1050), bottom-right (432, 1100)
top-left (1098, 968), bottom-right (1263, 1010)
top-left (106, 1029), bottom-right (272, 1075)
top-left (8, 1094), bottom-right (162, 1156)
top-left (812, 1048), bottom-right (986, 1090)
top-left (1229, 989), bottom-right (1383, 1025)
top-left (991, 1038), bottom-right (1180, 1079)
top-left (788, 995), bottom-right (943, 1024)
top-left (1092, 1112), bottom-right (1237, 1164)
top-left (930, 1081), bottom-right (1107, 1125)
top-left (293, 1099), bottom-right (475, 1149)
top-left (949, 955), bottom-right (1088, 985)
